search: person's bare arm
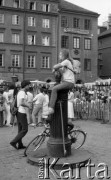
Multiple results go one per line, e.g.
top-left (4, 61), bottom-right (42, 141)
top-left (53, 63), bottom-right (63, 70)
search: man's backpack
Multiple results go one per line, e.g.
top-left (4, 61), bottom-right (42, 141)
top-left (10, 95), bottom-right (18, 116)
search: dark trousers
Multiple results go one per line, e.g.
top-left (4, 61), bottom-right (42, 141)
top-left (11, 112), bottom-right (28, 146)
top-left (0, 111), bottom-right (3, 127)
top-left (49, 82), bottom-right (74, 109)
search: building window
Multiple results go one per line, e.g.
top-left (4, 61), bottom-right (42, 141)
top-left (13, 0), bottom-right (20, 8)
top-left (0, 54), bottom-right (4, 67)
top-left (98, 40), bottom-right (102, 48)
top-left (61, 16), bottom-right (68, 27)
top-left (98, 53), bottom-right (102, 60)
top-left (0, 0), bottom-right (4, 6)
top-left (12, 15), bottom-right (20, 25)
top-left (0, 14), bottom-right (4, 23)
top-left (42, 19), bottom-right (50, 28)
top-left (84, 38), bottom-right (91, 50)
top-left (73, 37), bottom-right (80, 49)
top-left (27, 55), bottom-right (35, 68)
top-left (29, 1), bottom-right (36, 10)
top-left (28, 35), bottom-right (36, 45)
top-left (84, 58), bottom-right (91, 71)
top-left (12, 34), bottom-right (20, 44)
top-left (42, 4), bottom-right (50, 12)
top-left (0, 33), bottom-right (4, 42)
top-left (84, 19), bottom-right (91, 30)
top-left (28, 17), bottom-right (35, 27)
top-left (42, 36), bottom-right (50, 46)
top-left (41, 56), bottom-right (50, 68)
top-left (61, 36), bottom-right (69, 48)
top-left (11, 54), bottom-right (20, 67)
top-left (73, 18), bottom-right (79, 28)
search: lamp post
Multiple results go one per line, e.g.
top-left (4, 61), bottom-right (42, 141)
top-left (8, 66), bottom-right (21, 83)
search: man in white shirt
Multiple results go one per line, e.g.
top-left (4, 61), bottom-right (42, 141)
top-left (10, 80), bottom-right (31, 150)
top-left (31, 87), bottom-right (45, 126)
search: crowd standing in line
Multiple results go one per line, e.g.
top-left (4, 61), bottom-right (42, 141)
top-left (0, 81), bottom-right (111, 129)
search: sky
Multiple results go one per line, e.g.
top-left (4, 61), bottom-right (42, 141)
top-left (65, 0), bottom-right (111, 25)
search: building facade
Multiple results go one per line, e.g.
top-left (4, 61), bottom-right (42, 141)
top-left (98, 29), bottom-right (111, 79)
top-left (58, 0), bottom-right (99, 83)
top-left (0, 0), bottom-right (59, 82)
top-left (0, 0), bottom-right (99, 83)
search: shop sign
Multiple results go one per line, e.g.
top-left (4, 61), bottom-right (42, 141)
top-left (64, 28), bottom-right (89, 35)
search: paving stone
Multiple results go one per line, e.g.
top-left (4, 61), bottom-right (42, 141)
top-left (0, 120), bottom-right (111, 179)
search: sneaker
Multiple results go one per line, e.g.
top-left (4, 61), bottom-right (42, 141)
top-left (43, 107), bottom-right (54, 116)
top-left (10, 142), bottom-right (18, 150)
top-left (6, 124), bottom-right (13, 127)
top-left (18, 145), bottom-right (26, 149)
top-left (29, 123), bottom-right (36, 127)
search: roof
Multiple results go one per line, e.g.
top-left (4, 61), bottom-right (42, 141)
top-left (98, 28), bottom-right (111, 39)
top-left (59, 0), bottom-right (99, 16)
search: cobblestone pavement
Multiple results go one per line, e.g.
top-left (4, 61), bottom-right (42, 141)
top-left (0, 120), bottom-right (111, 180)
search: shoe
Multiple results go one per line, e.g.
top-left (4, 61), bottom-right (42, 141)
top-left (6, 124), bottom-right (13, 127)
top-left (10, 142), bottom-right (18, 150)
top-left (29, 123), bottom-right (36, 127)
top-left (18, 145), bottom-right (26, 149)
top-left (45, 116), bottom-right (52, 124)
top-left (43, 107), bottom-right (54, 116)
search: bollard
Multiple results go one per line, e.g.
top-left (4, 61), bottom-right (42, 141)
top-left (47, 89), bottom-right (71, 157)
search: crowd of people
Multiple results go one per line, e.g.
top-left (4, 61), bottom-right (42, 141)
top-left (0, 80), bottom-right (111, 127)
top-left (0, 82), bottom-right (50, 128)
top-left (70, 85), bottom-right (111, 122)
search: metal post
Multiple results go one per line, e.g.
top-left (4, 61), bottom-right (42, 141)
top-left (47, 90), bottom-right (71, 157)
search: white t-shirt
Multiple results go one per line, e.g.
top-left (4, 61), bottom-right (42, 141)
top-left (27, 92), bottom-right (33, 103)
top-left (33, 93), bottom-right (45, 105)
top-left (8, 89), bottom-right (14, 103)
top-left (61, 59), bottom-right (75, 83)
top-left (17, 90), bottom-right (27, 114)
top-left (3, 91), bottom-right (9, 103)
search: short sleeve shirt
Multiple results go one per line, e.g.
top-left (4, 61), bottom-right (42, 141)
top-left (33, 93), bottom-right (45, 105)
top-left (60, 59), bottom-right (75, 83)
top-left (17, 90), bottom-right (27, 114)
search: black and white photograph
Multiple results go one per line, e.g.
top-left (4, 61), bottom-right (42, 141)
top-left (0, 0), bottom-right (111, 179)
